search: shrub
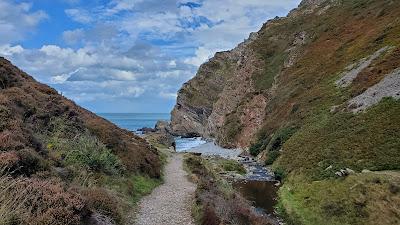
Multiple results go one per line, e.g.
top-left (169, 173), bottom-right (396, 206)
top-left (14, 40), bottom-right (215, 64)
top-left (16, 149), bottom-right (48, 176)
top-left (249, 137), bottom-right (269, 156)
top-left (224, 113), bottom-right (243, 144)
top-left (0, 151), bottom-right (19, 169)
top-left (0, 130), bottom-right (23, 151)
top-left (273, 167), bottom-right (286, 181)
top-left (0, 176), bottom-right (85, 225)
top-left (81, 188), bottom-right (122, 224)
top-left (219, 160), bottom-right (246, 175)
top-left (48, 134), bottom-right (122, 175)
top-left (0, 149), bottom-right (47, 176)
top-left (265, 151), bottom-right (280, 165)
top-left (266, 126), bottom-right (298, 152)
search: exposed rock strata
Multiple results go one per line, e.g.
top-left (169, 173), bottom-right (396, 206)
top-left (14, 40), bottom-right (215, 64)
top-left (171, 0), bottom-right (400, 151)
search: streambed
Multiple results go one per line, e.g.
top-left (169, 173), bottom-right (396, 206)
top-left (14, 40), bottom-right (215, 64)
top-left (179, 140), bottom-right (280, 217)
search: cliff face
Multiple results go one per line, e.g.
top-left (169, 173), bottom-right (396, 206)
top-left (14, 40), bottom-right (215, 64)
top-left (0, 57), bottom-right (160, 177)
top-left (173, 0), bottom-right (400, 224)
top-left (172, 0), bottom-right (400, 148)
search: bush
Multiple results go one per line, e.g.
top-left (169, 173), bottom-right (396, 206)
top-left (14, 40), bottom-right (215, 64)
top-left (249, 138), bottom-right (269, 156)
top-left (219, 160), bottom-right (246, 175)
top-left (48, 134), bottom-right (122, 175)
top-left (0, 176), bottom-right (85, 225)
top-left (81, 188), bottom-right (122, 224)
top-left (267, 126), bottom-right (298, 152)
top-left (265, 151), bottom-right (280, 165)
top-left (0, 149), bottom-right (47, 176)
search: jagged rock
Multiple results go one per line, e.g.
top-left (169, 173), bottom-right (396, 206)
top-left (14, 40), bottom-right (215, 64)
top-left (155, 120), bottom-right (171, 133)
top-left (144, 120), bottom-right (176, 149)
top-left (137, 127), bottom-right (156, 134)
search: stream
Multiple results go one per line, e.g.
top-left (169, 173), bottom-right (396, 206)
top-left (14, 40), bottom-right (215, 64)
top-left (178, 140), bottom-right (280, 217)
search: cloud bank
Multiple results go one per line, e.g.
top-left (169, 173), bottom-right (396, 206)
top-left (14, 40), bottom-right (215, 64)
top-left (0, 0), bottom-right (301, 112)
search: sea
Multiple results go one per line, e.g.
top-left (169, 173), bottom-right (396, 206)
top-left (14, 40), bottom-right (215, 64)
top-left (98, 113), bottom-right (206, 152)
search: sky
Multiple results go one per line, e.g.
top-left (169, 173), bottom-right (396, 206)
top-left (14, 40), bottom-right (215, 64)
top-left (0, 0), bottom-right (301, 113)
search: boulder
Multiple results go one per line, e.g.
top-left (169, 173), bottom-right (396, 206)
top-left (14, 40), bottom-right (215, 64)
top-left (137, 127), bottom-right (156, 134)
top-left (144, 120), bottom-right (176, 149)
top-left (155, 120), bottom-right (172, 133)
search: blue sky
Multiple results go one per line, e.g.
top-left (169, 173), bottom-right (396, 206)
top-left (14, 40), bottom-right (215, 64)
top-left (0, 0), bottom-right (301, 113)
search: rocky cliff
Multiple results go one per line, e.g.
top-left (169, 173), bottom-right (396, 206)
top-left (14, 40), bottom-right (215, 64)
top-left (172, 0), bottom-right (400, 148)
top-left (173, 0), bottom-right (400, 224)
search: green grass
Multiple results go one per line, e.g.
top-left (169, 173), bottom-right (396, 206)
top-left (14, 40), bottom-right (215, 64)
top-left (276, 98), bottom-right (400, 180)
top-left (278, 172), bottom-right (400, 225)
top-left (219, 159), bottom-right (246, 175)
top-left (131, 175), bottom-right (162, 203)
top-left (223, 113), bottom-right (243, 144)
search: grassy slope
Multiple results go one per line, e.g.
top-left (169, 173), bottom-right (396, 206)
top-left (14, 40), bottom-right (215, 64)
top-left (242, 0), bottom-right (400, 224)
top-left (0, 58), bottom-right (163, 224)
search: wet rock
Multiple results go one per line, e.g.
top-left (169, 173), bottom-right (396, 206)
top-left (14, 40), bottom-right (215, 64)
top-left (88, 213), bottom-right (115, 225)
top-left (138, 127), bottom-right (156, 134)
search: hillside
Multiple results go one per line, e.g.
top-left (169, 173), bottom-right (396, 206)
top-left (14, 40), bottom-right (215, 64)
top-left (0, 57), bottom-right (161, 224)
top-left (172, 0), bottom-right (400, 224)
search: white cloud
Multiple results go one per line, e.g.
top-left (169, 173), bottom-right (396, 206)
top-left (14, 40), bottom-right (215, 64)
top-left (65, 8), bottom-right (93, 23)
top-left (159, 91), bottom-right (177, 99)
top-left (106, 0), bottom-right (144, 15)
top-left (0, 45), bottom-right (24, 56)
top-left (1, 0), bottom-right (302, 107)
top-left (184, 46), bottom-right (215, 67)
top-left (51, 68), bottom-right (82, 84)
top-left (0, 0), bottom-right (47, 44)
top-left (62, 29), bottom-right (85, 44)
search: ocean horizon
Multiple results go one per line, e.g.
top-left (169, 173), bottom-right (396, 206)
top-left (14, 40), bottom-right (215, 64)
top-left (98, 113), bottom-right (206, 151)
top-left (98, 113), bottom-right (170, 132)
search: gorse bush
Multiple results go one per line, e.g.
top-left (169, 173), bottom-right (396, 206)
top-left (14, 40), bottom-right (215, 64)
top-left (65, 135), bottom-right (122, 174)
top-left (48, 134), bottom-right (122, 175)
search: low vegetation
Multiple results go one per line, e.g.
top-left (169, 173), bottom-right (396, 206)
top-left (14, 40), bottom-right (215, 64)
top-left (184, 154), bottom-right (275, 225)
top-left (0, 58), bottom-right (163, 225)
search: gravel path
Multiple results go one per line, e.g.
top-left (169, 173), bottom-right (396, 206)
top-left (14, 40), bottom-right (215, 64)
top-left (135, 154), bottom-right (196, 225)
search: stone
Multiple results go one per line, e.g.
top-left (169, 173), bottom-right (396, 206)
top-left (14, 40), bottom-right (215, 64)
top-left (138, 127), bottom-right (156, 134)
top-left (88, 213), bottom-right (115, 225)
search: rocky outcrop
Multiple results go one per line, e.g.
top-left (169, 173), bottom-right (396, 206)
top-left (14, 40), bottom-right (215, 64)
top-left (144, 120), bottom-right (176, 149)
top-left (348, 68), bottom-right (400, 112)
top-left (171, 0), bottom-right (335, 148)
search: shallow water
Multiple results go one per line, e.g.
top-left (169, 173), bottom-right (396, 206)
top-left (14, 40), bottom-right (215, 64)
top-left (175, 137), bottom-right (207, 152)
top-left (233, 180), bottom-right (278, 215)
top-left (182, 142), bottom-right (242, 158)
